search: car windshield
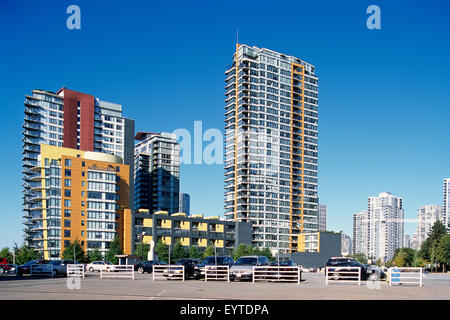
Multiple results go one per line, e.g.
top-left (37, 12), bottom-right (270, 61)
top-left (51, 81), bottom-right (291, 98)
top-left (235, 258), bottom-right (257, 266)
top-left (105, 261), bottom-right (113, 265)
top-left (201, 257), bottom-right (224, 265)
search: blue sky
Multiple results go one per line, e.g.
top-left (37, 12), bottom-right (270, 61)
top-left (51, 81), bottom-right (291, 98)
top-left (0, 0), bottom-right (449, 249)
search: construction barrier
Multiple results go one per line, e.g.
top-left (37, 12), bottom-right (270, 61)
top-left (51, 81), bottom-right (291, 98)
top-left (67, 264), bottom-right (85, 278)
top-left (205, 265), bottom-right (230, 282)
top-left (253, 266), bottom-right (302, 284)
top-left (30, 264), bottom-right (56, 277)
top-left (100, 265), bottom-right (134, 280)
top-left (153, 265), bottom-right (185, 281)
top-left (388, 267), bottom-right (423, 287)
top-left (325, 266), bottom-right (361, 285)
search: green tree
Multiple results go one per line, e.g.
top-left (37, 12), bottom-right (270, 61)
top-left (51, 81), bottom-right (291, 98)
top-left (260, 247), bottom-right (274, 261)
top-left (393, 248), bottom-right (415, 267)
top-left (105, 236), bottom-right (122, 264)
top-left (134, 243), bottom-right (150, 259)
top-left (352, 253), bottom-right (368, 264)
top-left (435, 234), bottom-right (450, 272)
top-left (204, 245), bottom-right (215, 258)
top-left (172, 241), bottom-right (188, 261)
top-left (154, 240), bottom-right (169, 263)
top-left (231, 244), bottom-right (252, 260)
top-left (15, 246), bottom-right (39, 265)
top-left (62, 240), bottom-right (86, 262)
top-left (0, 247), bottom-right (13, 263)
top-left (87, 248), bottom-right (103, 262)
top-left (189, 246), bottom-right (202, 259)
top-left (375, 258), bottom-right (383, 267)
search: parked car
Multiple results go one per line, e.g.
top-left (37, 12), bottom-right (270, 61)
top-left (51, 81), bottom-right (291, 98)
top-left (41, 260), bottom-right (81, 276)
top-left (229, 256), bottom-right (270, 281)
top-left (265, 260), bottom-right (300, 280)
top-left (163, 258), bottom-right (200, 280)
top-left (134, 260), bottom-right (167, 274)
top-left (16, 260), bottom-right (49, 276)
top-left (193, 256), bottom-right (234, 279)
top-left (0, 257), bottom-right (14, 273)
top-left (325, 257), bottom-right (386, 281)
top-left (86, 261), bottom-right (115, 272)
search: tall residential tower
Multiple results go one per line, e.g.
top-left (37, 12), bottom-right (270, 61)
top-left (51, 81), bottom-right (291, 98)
top-left (224, 44), bottom-right (319, 252)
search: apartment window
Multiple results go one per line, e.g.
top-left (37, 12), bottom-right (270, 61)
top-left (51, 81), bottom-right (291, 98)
top-left (64, 179), bottom-right (71, 187)
top-left (64, 230), bottom-right (71, 238)
top-left (82, 161), bottom-right (85, 167)
top-left (81, 210), bottom-right (85, 216)
top-left (65, 169), bottom-right (71, 177)
top-left (116, 166), bottom-right (120, 172)
top-left (64, 240), bottom-right (70, 247)
top-left (65, 159), bottom-right (72, 167)
top-left (81, 231), bottom-right (85, 237)
top-left (64, 209), bottom-right (71, 217)
top-left (81, 220), bottom-right (85, 226)
top-left (81, 191), bottom-right (85, 197)
top-left (81, 181), bottom-right (85, 187)
top-left (64, 189), bottom-right (71, 197)
top-left (64, 199), bottom-right (71, 207)
top-left (64, 220), bottom-right (71, 228)
top-left (82, 172), bottom-right (85, 177)
top-left (81, 201), bottom-right (85, 206)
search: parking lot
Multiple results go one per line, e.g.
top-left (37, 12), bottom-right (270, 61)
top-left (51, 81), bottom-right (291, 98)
top-left (0, 272), bottom-right (449, 300)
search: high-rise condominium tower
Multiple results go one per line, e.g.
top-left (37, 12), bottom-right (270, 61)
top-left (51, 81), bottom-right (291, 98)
top-left (444, 178), bottom-right (450, 229)
top-left (352, 210), bottom-right (368, 255)
top-left (179, 193), bottom-right (191, 216)
top-left (134, 132), bottom-right (180, 214)
top-left (414, 204), bottom-right (444, 249)
top-left (23, 88), bottom-right (135, 246)
top-left (318, 204), bottom-right (327, 231)
top-left (224, 44), bottom-right (319, 252)
top-left (367, 192), bottom-right (404, 261)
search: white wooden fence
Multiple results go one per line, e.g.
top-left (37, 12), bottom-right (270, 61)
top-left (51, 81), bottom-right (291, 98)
top-left (325, 266), bottom-right (361, 285)
top-left (67, 264), bottom-right (85, 278)
top-left (100, 265), bottom-right (134, 279)
top-left (388, 267), bottom-right (423, 287)
top-left (152, 265), bottom-right (185, 281)
top-left (253, 266), bottom-right (302, 284)
top-left (205, 265), bottom-right (230, 282)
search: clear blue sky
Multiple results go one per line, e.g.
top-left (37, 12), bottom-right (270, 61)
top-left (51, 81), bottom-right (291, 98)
top-left (0, 0), bottom-right (449, 249)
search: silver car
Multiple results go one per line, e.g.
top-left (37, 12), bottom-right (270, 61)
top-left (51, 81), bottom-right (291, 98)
top-left (230, 256), bottom-right (270, 281)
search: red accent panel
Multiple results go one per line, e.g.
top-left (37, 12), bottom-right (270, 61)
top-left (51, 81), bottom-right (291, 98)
top-left (61, 88), bottom-right (95, 151)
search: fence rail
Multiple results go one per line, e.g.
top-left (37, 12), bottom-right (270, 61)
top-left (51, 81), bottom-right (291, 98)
top-left (30, 264), bottom-right (55, 277)
top-left (389, 267), bottom-right (423, 287)
top-left (153, 265), bottom-right (185, 281)
top-left (100, 265), bottom-right (134, 280)
top-left (67, 264), bottom-right (85, 278)
top-left (325, 267), bottom-right (361, 285)
top-left (205, 265), bottom-right (230, 282)
top-left (253, 266), bottom-right (302, 284)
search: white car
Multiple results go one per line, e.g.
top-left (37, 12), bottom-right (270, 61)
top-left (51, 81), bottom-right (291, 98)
top-left (86, 261), bottom-right (115, 272)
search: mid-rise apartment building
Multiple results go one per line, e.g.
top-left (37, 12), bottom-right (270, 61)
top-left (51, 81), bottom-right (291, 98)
top-left (224, 44), bottom-right (319, 253)
top-left (134, 132), bottom-right (180, 214)
top-left (133, 210), bottom-right (252, 255)
top-left (28, 145), bottom-right (131, 259)
top-left (23, 88), bottom-right (135, 246)
top-left (352, 210), bottom-right (368, 255)
top-left (341, 232), bottom-right (352, 256)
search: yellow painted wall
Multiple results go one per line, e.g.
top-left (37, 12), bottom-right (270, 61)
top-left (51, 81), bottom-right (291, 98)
top-left (143, 235), bottom-right (153, 245)
top-left (214, 240), bottom-right (224, 248)
top-left (161, 219), bottom-right (172, 228)
top-left (198, 223), bottom-right (207, 231)
top-left (162, 236), bottom-right (171, 245)
top-left (198, 238), bottom-right (207, 247)
top-left (216, 224), bottom-right (224, 232)
top-left (143, 219), bottom-right (153, 227)
top-left (180, 237), bottom-right (190, 246)
top-left (181, 221), bottom-right (190, 230)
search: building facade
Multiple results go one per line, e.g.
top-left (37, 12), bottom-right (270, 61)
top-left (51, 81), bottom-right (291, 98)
top-left (29, 145), bottom-right (131, 260)
top-left (179, 193), bottom-right (191, 216)
top-left (134, 132), bottom-right (180, 214)
top-left (224, 44), bottom-right (319, 253)
top-left (318, 204), bottom-right (327, 231)
top-left (403, 234), bottom-right (411, 248)
top-left (444, 178), bottom-right (450, 230)
top-left (133, 210), bottom-right (252, 255)
top-left (340, 232), bottom-right (352, 256)
top-left (368, 192), bottom-right (404, 261)
top-left (414, 204), bottom-right (444, 249)
top-left (352, 210), bottom-right (368, 255)
top-left (23, 88), bottom-right (134, 246)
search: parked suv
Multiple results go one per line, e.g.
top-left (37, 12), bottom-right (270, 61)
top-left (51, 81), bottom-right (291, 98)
top-left (325, 257), bottom-right (385, 281)
top-left (134, 260), bottom-right (167, 274)
top-left (194, 256), bottom-right (234, 279)
top-left (230, 256), bottom-right (270, 281)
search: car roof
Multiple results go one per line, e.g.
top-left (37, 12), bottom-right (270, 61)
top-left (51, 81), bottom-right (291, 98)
top-left (237, 256), bottom-right (259, 259)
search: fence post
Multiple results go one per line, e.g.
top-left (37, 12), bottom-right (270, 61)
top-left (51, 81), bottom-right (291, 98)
top-left (182, 265), bottom-right (185, 282)
top-left (252, 266), bottom-right (255, 283)
top-left (358, 267), bottom-right (361, 286)
top-left (227, 266), bottom-right (230, 282)
top-left (325, 267), bottom-right (328, 285)
top-left (298, 267), bottom-right (300, 285)
top-left (420, 268), bottom-right (423, 287)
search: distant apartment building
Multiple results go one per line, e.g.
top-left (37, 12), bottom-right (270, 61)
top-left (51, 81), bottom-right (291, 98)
top-left (414, 204), bottom-right (444, 249)
top-left (28, 145), bottom-right (131, 260)
top-left (134, 132), bottom-right (180, 214)
top-left (352, 210), bottom-right (368, 255)
top-left (224, 44), bottom-right (319, 253)
top-left (318, 204), bottom-right (327, 231)
top-left (133, 210), bottom-right (252, 255)
top-left (403, 234), bottom-right (411, 248)
top-left (179, 193), bottom-right (191, 216)
top-left (444, 178), bottom-right (450, 229)
top-left (23, 88), bottom-right (135, 246)
top-left (341, 232), bottom-right (352, 256)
